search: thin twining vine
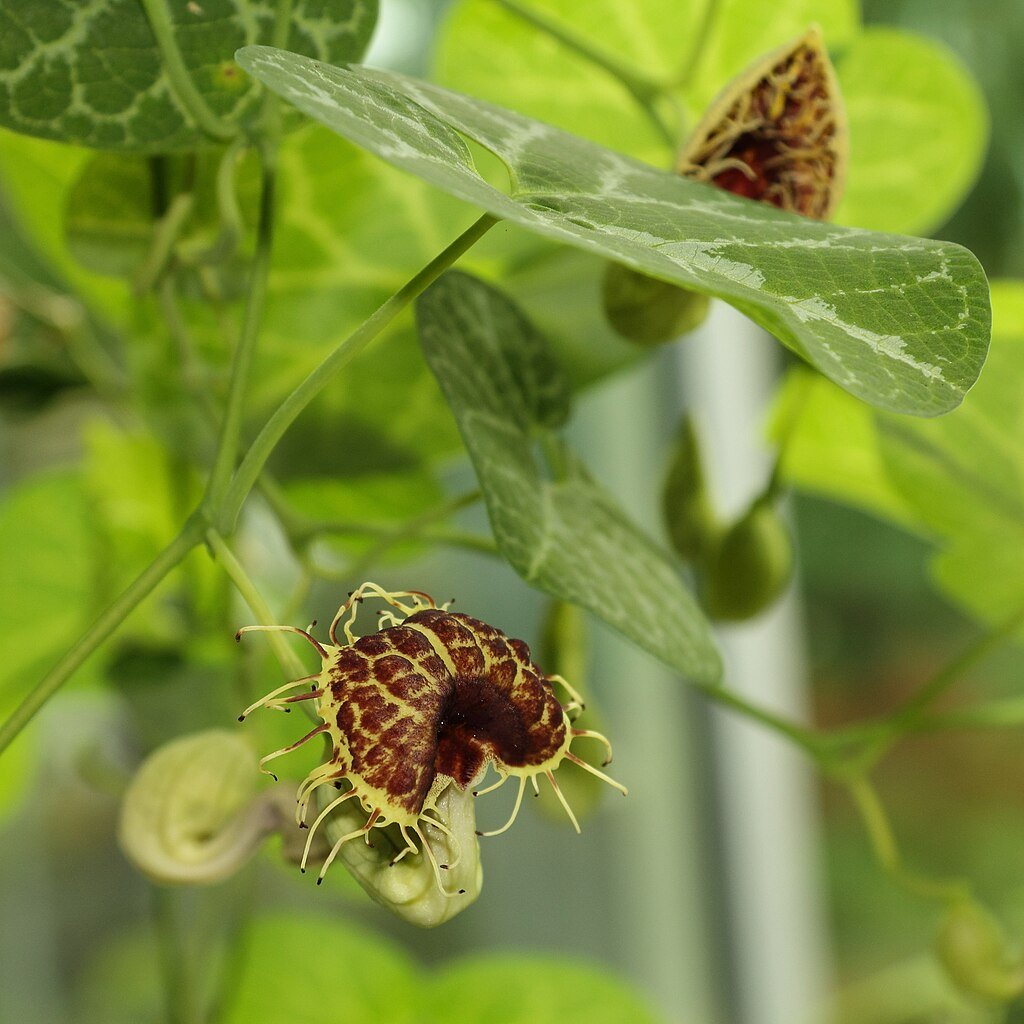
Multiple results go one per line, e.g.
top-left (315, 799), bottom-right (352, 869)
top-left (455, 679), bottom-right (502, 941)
top-left (492, 0), bottom-right (717, 147)
top-left (0, 199), bottom-right (499, 758)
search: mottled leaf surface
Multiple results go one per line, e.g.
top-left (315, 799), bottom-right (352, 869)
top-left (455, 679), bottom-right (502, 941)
top-left (776, 281), bottom-right (1024, 630)
top-left (0, 0), bottom-right (377, 150)
top-left (416, 271), bottom-right (720, 685)
top-left (238, 47), bottom-right (990, 416)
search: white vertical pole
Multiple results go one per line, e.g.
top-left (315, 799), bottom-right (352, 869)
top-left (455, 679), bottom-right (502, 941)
top-left (575, 357), bottom-right (725, 1023)
top-left (681, 301), bottom-right (833, 1024)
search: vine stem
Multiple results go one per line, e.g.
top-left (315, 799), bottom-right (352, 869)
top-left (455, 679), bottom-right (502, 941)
top-left (151, 885), bottom-right (197, 1024)
top-left (205, 529), bottom-right (309, 681)
top-left (215, 213), bottom-right (499, 533)
top-left (203, 139), bottom-right (278, 518)
top-left (675, 0), bottom-right (721, 91)
top-left (139, 0), bottom-right (237, 142)
top-left (890, 602), bottom-right (1024, 729)
top-left (134, 190), bottom-right (196, 294)
top-left (845, 775), bottom-right (969, 904)
top-left (842, 601), bottom-right (1024, 771)
top-left (691, 679), bottom-right (827, 761)
top-left (0, 517), bottom-right (206, 757)
top-left (492, 0), bottom-right (676, 148)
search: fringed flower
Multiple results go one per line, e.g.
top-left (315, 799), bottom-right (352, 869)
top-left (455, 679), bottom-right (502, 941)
top-left (237, 583), bottom-right (625, 895)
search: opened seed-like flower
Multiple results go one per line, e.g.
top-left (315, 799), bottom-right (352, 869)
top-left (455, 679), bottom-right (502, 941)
top-left (237, 583), bottom-right (625, 895)
top-left (677, 26), bottom-right (848, 220)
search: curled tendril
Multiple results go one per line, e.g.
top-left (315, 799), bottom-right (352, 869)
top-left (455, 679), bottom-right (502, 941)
top-left (118, 729), bottom-right (293, 885)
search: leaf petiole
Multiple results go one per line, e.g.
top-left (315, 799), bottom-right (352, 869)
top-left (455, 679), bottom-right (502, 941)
top-left (214, 213), bottom-right (499, 534)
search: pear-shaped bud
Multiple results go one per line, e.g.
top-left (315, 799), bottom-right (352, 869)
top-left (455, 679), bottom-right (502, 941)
top-left (326, 780), bottom-right (482, 928)
top-left (118, 729), bottom-right (286, 885)
top-left (602, 262), bottom-right (710, 346)
top-left (703, 498), bottom-right (793, 621)
top-left (936, 899), bottom-right (1024, 1002)
top-left (662, 414), bottom-right (719, 563)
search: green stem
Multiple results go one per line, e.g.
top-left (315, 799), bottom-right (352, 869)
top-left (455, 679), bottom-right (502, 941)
top-left (0, 517), bottom-right (205, 757)
top-left (892, 603), bottom-right (1024, 728)
top-left (216, 213), bottom-right (499, 533)
top-left (849, 602), bottom-right (1024, 769)
top-left (158, 276), bottom-right (219, 424)
top-left (151, 886), bottom-right (196, 1024)
top-left (187, 137), bottom-right (248, 266)
top-left (913, 697), bottom-right (1024, 734)
top-left (675, 0), bottom-right (720, 91)
top-left (692, 679), bottom-right (827, 761)
top-left (134, 191), bottom-right (196, 294)
top-left (0, 281), bottom-right (127, 400)
top-left (140, 0), bottom-right (236, 142)
top-left (203, 140), bottom-right (278, 519)
top-left (335, 491), bottom-right (492, 582)
top-left (493, 0), bottom-right (676, 148)
top-left (291, 488), bottom-right (482, 544)
top-left (205, 530), bottom-right (309, 681)
top-left (845, 776), bottom-right (968, 903)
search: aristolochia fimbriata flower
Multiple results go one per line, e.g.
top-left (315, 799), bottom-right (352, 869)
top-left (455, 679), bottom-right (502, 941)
top-left (236, 583), bottom-right (625, 899)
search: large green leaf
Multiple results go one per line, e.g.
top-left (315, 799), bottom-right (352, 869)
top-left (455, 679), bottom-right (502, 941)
top-left (0, 0), bottom-right (377, 150)
top-left (222, 914), bottom-right (420, 1024)
top-left (776, 281), bottom-right (1024, 630)
top-left (416, 271), bottom-right (721, 685)
top-left (835, 28), bottom-right (989, 235)
top-left (428, 957), bottom-right (662, 1024)
top-left (237, 47), bottom-right (990, 417)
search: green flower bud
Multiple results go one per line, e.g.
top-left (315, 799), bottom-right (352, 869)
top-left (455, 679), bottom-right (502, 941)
top-left (662, 414), bottom-right (719, 563)
top-left (602, 262), bottom-right (709, 346)
top-left (118, 729), bottom-right (287, 885)
top-left (703, 499), bottom-right (793, 621)
top-left (936, 899), bottom-right (1024, 1002)
top-left (324, 780), bottom-right (482, 929)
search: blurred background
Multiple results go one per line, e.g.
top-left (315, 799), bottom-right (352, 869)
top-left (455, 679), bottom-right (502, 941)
top-left (1, 1), bottom-right (1022, 1022)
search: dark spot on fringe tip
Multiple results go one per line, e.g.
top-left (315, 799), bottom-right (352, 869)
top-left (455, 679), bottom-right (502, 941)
top-left (284, 708), bottom-right (291, 713)
top-left (299, 822), bottom-right (308, 829)
top-left (475, 830), bottom-right (483, 836)
top-left (440, 864), bottom-right (449, 870)
top-left (310, 619), bottom-right (318, 628)
top-left (300, 867), bottom-right (305, 873)
top-left (316, 877), bottom-right (323, 885)
top-left (602, 760), bottom-right (610, 767)
top-left (237, 715), bottom-right (245, 722)
top-left (458, 889), bottom-right (466, 895)
top-left (234, 631), bottom-right (242, 642)
top-left (269, 773), bottom-right (279, 782)
top-left (471, 791), bottom-right (478, 797)
top-left (334, 782), bottom-right (342, 788)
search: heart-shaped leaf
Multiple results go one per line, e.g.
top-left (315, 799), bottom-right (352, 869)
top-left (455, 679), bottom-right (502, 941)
top-left (416, 271), bottom-right (721, 685)
top-left (237, 47), bottom-right (990, 417)
top-left (0, 0), bottom-right (378, 150)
